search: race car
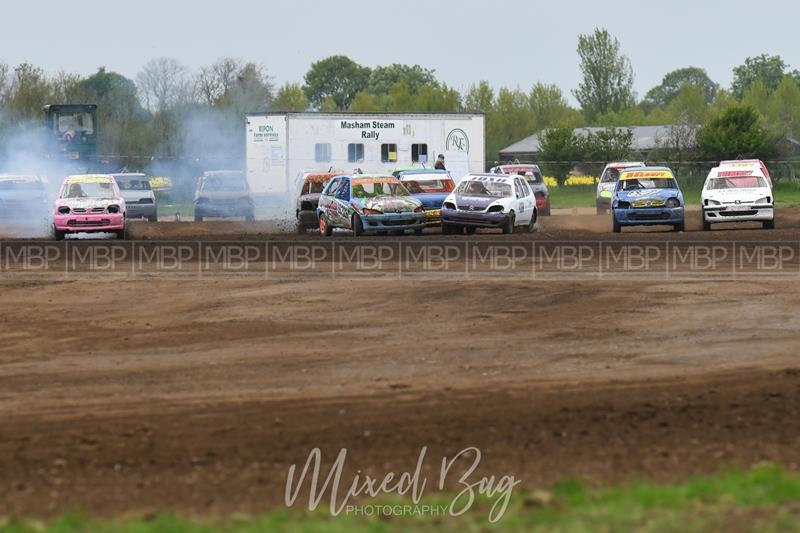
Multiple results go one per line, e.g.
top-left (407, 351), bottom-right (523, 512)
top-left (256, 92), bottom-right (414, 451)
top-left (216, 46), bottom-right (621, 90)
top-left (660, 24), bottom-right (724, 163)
top-left (193, 171), bottom-right (254, 222)
top-left (0, 174), bottom-right (50, 232)
top-left (440, 174), bottom-right (537, 235)
top-left (53, 174), bottom-right (126, 240)
top-left (611, 167), bottom-right (685, 233)
top-left (317, 174), bottom-right (425, 236)
top-left (396, 169), bottom-right (455, 226)
top-left (296, 171), bottom-right (345, 234)
top-left (701, 165), bottom-right (774, 230)
top-left (490, 164), bottom-right (551, 216)
top-left (112, 173), bottom-right (157, 222)
top-left (596, 161), bottom-right (645, 214)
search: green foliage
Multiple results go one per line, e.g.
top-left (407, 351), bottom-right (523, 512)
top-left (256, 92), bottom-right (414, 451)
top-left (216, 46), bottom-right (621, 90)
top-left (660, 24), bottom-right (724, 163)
top-left (573, 28), bottom-right (635, 122)
top-left (303, 55), bottom-right (370, 110)
top-left (644, 67), bottom-right (719, 108)
top-left (765, 77), bottom-right (800, 138)
top-left (732, 54), bottom-right (791, 99)
top-left (367, 64), bottom-right (436, 95)
top-left (697, 104), bottom-right (777, 160)
top-left (272, 83), bottom-right (308, 112)
top-left (539, 126), bottom-right (633, 183)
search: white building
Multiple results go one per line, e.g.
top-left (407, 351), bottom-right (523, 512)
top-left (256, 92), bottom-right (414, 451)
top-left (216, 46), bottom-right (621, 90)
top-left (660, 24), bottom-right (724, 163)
top-left (245, 112), bottom-right (485, 217)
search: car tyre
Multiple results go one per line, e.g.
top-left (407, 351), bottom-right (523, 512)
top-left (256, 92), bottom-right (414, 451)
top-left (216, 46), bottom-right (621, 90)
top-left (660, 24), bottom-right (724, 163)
top-left (612, 215), bottom-right (621, 233)
top-left (597, 205), bottom-right (607, 216)
top-left (195, 214), bottom-right (203, 223)
top-left (352, 214), bottom-right (364, 237)
top-left (53, 228), bottom-right (65, 241)
top-left (502, 212), bottom-right (515, 234)
top-left (526, 211), bottom-right (537, 233)
top-left (319, 214), bottom-right (333, 237)
top-left (414, 227), bottom-right (424, 236)
top-left (297, 222), bottom-right (307, 235)
top-left (115, 228), bottom-right (127, 240)
top-left (701, 212), bottom-right (711, 231)
top-left (764, 218), bottom-right (775, 229)
top-left (674, 221), bottom-right (685, 232)
top-left (464, 226), bottom-right (476, 236)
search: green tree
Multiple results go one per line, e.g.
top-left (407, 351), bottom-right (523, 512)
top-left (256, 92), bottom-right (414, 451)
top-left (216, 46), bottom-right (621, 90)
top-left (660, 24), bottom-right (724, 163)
top-left (644, 67), bottom-right (719, 108)
top-left (529, 83), bottom-right (579, 130)
top-left (573, 28), bottom-right (635, 122)
top-left (665, 83), bottom-right (710, 124)
top-left (368, 64), bottom-right (436, 95)
top-left (464, 81), bottom-right (494, 113)
top-left (765, 77), bottom-right (800, 138)
top-left (272, 83), bottom-right (309, 112)
top-left (741, 80), bottom-right (770, 117)
top-left (697, 105), bottom-right (776, 160)
top-left (303, 55), bottom-right (370, 110)
top-left (538, 127), bottom-right (581, 185)
top-left (731, 54), bottom-right (789, 99)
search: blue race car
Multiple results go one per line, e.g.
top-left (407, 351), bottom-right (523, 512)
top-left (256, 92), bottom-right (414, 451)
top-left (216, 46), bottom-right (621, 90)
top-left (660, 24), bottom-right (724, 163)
top-left (396, 169), bottom-right (455, 226)
top-left (611, 167), bottom-right (685, 233)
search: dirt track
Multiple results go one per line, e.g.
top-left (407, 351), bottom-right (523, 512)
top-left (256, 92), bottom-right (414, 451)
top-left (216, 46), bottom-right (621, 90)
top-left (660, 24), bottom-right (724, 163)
top-left (2, 211), bottom-right (800, 518)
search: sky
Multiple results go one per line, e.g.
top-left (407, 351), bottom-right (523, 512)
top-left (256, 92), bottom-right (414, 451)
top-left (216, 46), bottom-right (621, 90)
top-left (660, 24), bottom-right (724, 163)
top-left (3, 0), bottom-right (800, 105)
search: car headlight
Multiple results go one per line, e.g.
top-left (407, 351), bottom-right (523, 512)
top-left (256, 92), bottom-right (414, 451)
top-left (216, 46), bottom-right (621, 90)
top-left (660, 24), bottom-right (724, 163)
top-left (755, 197), bottom-right (771, 204)
top-left (107, 204), bottom-right (120, 214)
top-left (615, 201), bottom-right (631, 209)
top-left (414, 206), bottom-right (423, 213)
top-left (666, 197), bottom-right (681, 208)
top-left (487, 205), bottom-right (504, 213)
top-left (443, 201), bottom-right (456, 210)
top-left (57, 206), bottom-right (70, 215)
top-left (705, 199), bottom-right (721, 206)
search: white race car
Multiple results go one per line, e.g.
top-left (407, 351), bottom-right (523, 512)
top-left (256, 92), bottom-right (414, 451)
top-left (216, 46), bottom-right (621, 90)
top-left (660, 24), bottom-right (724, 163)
top-left (701, 166), bottom-right (774, 230)
top-left (440, 174), bottom-right (537, 234)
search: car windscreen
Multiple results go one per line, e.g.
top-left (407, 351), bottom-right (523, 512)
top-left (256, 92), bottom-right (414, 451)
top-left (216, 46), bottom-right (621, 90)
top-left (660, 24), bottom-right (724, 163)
top-left (61, 181), bottom-right (115, 198)
top-left (201, 177), bottom-right (247, 192)
top-left (302, 181), bottom-right (326, 194)
top-left (402, 178), bottom-right (454, 193)
top-left (601, 168), bottom-right (622, 183)
top-left (617, 178), bottom-right (678, 191)
top-left (706, 176), bottom-right (767, 190)
top-left (0, 180), bottom-right (44, 191)
top-left (352, 179), bottom-right (409, 198)
top-left (456, 180), bottom-right (512, 198)
top-left (116, 179), bottom-right (152, 191)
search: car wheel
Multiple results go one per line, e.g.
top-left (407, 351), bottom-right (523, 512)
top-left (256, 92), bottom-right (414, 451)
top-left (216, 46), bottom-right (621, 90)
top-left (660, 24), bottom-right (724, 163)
top-left (441, 223), bottom-right (453, 235)
top-left (319, 214), bottom-right (332, 237)
top-left (597, 206), bottom-right (606, 216)
top-left (194, 214), bottom-right (203, 222)
top-left (526, 212), bottom-right (537, 233)
top-left (148, 214), bottom-right (158, 222)
top-left (764, 218), bottom-right (775, 229)
top-left (297, 222), bottom-right (307, 235)
top-left (674, 221), bottom-right (685, 232)
top-left (701, 212), bottom-right (711, 231)
top-left (53, 228), bottom-right (65, 241)
top-left (352, 214), bottom-right (364, 237)
top-left (414, 227), bottom-right (424, 236)
top-left (464, 226), bottom-right (476, 236)
top-left (612, 215), bottom-right (621, 233)
top-left (502, 212), bottom-right (515, 234)
top-left (115, 228), bottom-right (127, 240)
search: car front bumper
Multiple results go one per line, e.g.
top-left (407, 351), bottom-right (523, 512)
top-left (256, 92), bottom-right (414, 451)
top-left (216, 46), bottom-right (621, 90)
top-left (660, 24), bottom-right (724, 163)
top-left (441, 208), bottom-right (510, 228)
top-left (703, 205), bottom-right (773, 223)
top-left (613, 207), bottom-right (685, 226)
top-left (423, 208), bottom-right (442, 226)
top-left (54, 213), bottom-right (125, 232)
top-left (125, 203), bottom-right (156, 219)
top-left (297, 210), bottom-right (319, 227)
top-left (360, 212), bottom-right (427, 231)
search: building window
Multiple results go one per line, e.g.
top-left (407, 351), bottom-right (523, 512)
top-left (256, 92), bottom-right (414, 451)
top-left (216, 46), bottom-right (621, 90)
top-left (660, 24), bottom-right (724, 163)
top-left (315, 143), bottom-right (332, 162)
top-left (411, 143), bottom-right (428, 163)
top-left (348, 143), bottom-right (364, 163)
top-left (381, 143), bottom-right (398, 163)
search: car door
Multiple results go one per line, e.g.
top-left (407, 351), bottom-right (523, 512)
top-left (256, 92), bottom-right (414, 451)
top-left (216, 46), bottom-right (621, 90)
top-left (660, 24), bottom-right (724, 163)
top-left (334, 178), bottom-right (351, 228)
top-left (320, 178), bottom-right (340, 224)
top-left (515, 178), bottom-right (535, 224)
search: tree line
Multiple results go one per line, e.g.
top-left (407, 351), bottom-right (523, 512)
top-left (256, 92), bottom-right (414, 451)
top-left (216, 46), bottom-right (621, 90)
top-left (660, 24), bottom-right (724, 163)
top-left (1, 27), bottom-right (799, 172)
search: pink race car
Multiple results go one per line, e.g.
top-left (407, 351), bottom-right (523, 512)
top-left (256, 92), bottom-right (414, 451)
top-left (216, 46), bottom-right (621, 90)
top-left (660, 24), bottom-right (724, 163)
top-left (53, 175), bottom-right (127, 240)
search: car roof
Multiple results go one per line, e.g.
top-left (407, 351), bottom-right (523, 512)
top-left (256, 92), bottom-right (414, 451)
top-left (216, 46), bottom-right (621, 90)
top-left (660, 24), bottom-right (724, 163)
top-left (65, 174), bottom-right (114, 181)
top-left (706, 165), bottom-right (768, 180)
top-left (113, 173), bottom-right (147, 179)
top-left (604, 161), bottom-right (644, 169)
top-left (463, 173), bottom-right (515, 183)
top-left (304, 171), bottom-right (345, 183)
top-left (397, 169), bottom-right (449, 176)
top-left (0, 174), bottom-right (41, 181)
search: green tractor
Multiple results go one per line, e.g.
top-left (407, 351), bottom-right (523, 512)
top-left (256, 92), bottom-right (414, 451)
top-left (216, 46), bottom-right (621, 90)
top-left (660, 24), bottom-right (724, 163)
top-left (43, 104), bottom-right (98, 171)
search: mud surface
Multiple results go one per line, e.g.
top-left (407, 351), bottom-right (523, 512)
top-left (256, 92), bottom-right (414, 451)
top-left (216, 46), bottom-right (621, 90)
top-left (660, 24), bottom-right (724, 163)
top-left (1, 210), bottom-right (800, 517)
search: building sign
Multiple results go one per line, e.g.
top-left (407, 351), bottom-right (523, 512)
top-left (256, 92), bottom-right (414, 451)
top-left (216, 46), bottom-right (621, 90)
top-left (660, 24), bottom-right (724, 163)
top-left (340, 120), bottom-right (396, 140)
top-left (253, 123), bottom-right (279, 143)
top-left (446, 128), bottom-right (469, 152)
